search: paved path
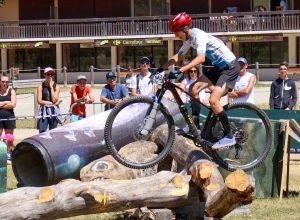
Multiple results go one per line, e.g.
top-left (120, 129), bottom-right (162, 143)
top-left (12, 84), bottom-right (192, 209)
top-left (13, 86), bottom-right (272, 141)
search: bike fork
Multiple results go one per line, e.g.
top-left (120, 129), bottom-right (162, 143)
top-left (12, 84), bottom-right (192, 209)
top-left (140, 102), bottom-right (159, 136)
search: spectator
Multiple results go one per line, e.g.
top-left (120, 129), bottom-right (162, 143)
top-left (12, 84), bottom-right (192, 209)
top-left (168, 66), bottom-right (208, 133)
top-left (0, 73), bottom-right (16, 162)
top-left (70, 75), bottom-right (95, 120)
top-left (148, 53), bottom-right (155, 73)
top-left (37, 67), bottom-right (62, 133)
top-left (101, 71), bottom-right (129, 111)
top-left (228, 57), bottom-right (256, 104)
top-left (130, 56), bottom-right (157, 96)
top-left (221, 8), bottom-right (233, 20)
top-left (280, 0), bottom-right (286, 11)
top-left (1, 133), bottom-right (15, 165)
top-left (123, 66), bottom-right (135, 95)
top-left (269, 61), bottom-right (297, 110)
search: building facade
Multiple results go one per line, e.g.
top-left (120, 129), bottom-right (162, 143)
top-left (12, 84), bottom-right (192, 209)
top-left (0, 0), bottom-right (300, 83)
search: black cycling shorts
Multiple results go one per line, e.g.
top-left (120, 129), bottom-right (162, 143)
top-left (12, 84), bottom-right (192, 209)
top-left (204, 59), bottom-right (239, 91)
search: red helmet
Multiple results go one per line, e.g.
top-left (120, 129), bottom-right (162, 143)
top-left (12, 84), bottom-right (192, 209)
top-left (168, 12), bottom-right (191, 32)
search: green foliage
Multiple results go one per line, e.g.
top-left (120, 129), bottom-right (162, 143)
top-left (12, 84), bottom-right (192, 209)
top-left (0, 0), bottom-right (5, 7)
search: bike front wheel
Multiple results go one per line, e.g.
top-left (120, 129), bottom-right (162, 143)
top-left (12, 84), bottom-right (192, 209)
top-left (205, 102), bottom-right (273, 172)
top-left (104, 96), bottom-right (175, 169)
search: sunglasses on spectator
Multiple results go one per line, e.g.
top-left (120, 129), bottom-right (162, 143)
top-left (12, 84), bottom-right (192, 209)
top-left (1, 81), bottom-right (8, 83)
top-left (189, 70), bottom-right (197, 73)
top-left (46, 73), bottom-right (54, 76)
top-left (140, 61), bottom-right (149, 65)
top-left (108, 77), bottom-right (116, 81)
top-left (279, 68), bottom-right (287, 71)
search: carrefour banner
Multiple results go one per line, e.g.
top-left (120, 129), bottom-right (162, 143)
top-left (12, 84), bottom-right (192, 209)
top-left (94, 38), bottom-right (163, 47)
top-left (0, 41), bottom-right (50, 49)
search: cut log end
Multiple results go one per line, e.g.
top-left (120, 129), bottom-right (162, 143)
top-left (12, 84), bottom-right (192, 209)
top-left (225, 170), bottom-right (250, 192)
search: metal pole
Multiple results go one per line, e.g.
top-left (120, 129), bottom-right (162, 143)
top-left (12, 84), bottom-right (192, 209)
top-left (34, 90), bottom-right (39, 129)
top-left (117, 65), bottom-right (121, 83)
top-left (199, 64), bottom-right (203, 75)
top-left (37, 67), bottom-right (41, 79)
top-left (255, 62), bottom-right (259, 84)
top-left (10, 67), bottom-right (14, 80)
top-left (63, 66), bottom-right (67, 87)
top-left (90, 65), bottom-right (94, 87)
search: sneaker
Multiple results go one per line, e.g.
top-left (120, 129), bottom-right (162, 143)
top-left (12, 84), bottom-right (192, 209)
top-left (212, 136), bottom-right (236, 150)
top-left (7, 152), bottom-right (12, 160)
top-left (176, 125), bottom-right (200, 136)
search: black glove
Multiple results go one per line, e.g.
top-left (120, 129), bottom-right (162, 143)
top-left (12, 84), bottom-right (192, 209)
top-left (169, 70), bottom-right (182, 79)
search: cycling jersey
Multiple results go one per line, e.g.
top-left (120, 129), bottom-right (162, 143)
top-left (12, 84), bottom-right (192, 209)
top-left (178, 28), bottom-right (236, 68)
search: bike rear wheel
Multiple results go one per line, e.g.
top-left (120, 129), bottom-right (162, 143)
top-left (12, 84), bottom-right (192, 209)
top-left (104, 96), bottom-right (175, 169)
top-left (205, 102), bottom-right (273, 171)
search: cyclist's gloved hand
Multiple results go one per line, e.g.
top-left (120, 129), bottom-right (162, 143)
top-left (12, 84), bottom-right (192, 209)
top-left (169, 70), bottom-right (182, 79)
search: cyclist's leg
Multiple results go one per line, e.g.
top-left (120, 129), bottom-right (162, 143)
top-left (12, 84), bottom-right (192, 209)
top-left (210, 62), bottom-right (239, 148)
top-left (188, 75), bottom-right (214, 130)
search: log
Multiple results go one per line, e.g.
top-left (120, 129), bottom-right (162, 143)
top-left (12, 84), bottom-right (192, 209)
top-left (0, 171), bottom-right (199, 220)
top-left (152, 124), bottom-right (255, 218)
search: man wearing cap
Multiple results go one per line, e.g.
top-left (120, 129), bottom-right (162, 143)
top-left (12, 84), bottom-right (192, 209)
top-left (70, 75), bottom-right (95, 119)
top-left (130, 56), bottom-right (157, 96)
top-left (101, 71), bottom-right (129, 111)
top-left (228, 57), bottom-right (256, 104)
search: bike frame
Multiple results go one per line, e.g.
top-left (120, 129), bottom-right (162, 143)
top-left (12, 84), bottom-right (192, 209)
top-left (154, 78), bottom-right (218, 146)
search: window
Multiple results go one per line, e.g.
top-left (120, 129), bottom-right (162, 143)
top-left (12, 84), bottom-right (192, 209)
top-left (63, 44), bottom-right (111, 71)
top-left (117, 41), bottom-right (168, 69)
top-left (135, 0), bottom-right (169, 16)
top-left (297, 37), bottom-right (300, 66)
top-left (8, 45), bottom-right (56, 70)
top-left (234, 37), bottom-right (288, 68)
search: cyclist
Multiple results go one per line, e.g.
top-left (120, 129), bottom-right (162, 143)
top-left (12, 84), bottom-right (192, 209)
top-left (157, 12), bottom-right (240, 150)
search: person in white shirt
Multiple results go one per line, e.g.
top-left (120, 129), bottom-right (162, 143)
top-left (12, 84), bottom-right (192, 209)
top-left (228, 57), bottom-right (256, 104)
top-left (130, 56), bottom-right (157, 96)
top-left (168, 66), bottom-right (209, 133)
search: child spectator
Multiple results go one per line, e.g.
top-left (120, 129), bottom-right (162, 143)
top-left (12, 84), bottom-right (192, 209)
top-left (70, 75), bottom-right (95, 119)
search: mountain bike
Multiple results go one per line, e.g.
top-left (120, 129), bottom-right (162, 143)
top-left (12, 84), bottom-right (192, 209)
top-left (104, 71), bottom-right (273, 172)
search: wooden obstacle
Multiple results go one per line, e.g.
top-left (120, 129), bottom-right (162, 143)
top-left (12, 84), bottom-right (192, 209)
top-left (279, 119), bottom-right (300, 201)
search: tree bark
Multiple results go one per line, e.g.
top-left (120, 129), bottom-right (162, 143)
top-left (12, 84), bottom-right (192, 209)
top-left (0, 172), bottom-right (199, 220)
top-left (152, 124), bottom-right (255, 218)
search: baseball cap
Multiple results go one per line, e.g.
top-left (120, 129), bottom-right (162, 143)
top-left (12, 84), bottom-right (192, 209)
top-left (140, 56), bottom-right (150, 63)
top-left (237, 57), bottom-right (248, 64)
top-left (1, 134), bottom-right (15, 142)
top-left (106, 71), bottom-right (116, 79)
top-left (76, 75), bottom-right (87, 81)
top-left (44, 67), bottom-right (55, 74)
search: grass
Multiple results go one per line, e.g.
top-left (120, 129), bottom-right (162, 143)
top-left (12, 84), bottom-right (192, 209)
top-left (15, 85), bottom-right (103, 95)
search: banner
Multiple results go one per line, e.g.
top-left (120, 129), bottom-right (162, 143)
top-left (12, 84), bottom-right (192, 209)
top-left (0, 41), bottom-right (50, 49)
top-left (94, 38), bottom-right (163, 47)
top-left (218, 34), bottom-right (283, 43)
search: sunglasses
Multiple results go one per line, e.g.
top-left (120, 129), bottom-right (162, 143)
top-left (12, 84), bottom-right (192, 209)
top-left (189, 70), bottom-right (197, 73)
top-left (140, 62), bottom-right (149, 65)
top-left (174, 30), bottom-right (181, 36)
top-left (279, 68), bottom-right (287, 71)
top-left (108, 77), bottom-right (116, 81)
top-left (46, 73), bottom-right (54, 76)
top-left (1, 81), bottom-right (8, 83)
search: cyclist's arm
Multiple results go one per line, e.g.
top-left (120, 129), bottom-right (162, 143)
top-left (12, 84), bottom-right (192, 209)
top-left (161, 53), bottom-right (184, 70)
top-left (179, 54), bottom-right (206, 73)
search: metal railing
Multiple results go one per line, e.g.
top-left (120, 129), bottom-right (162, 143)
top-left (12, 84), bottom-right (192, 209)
top-left (0, 10), bottom-right (300, 40)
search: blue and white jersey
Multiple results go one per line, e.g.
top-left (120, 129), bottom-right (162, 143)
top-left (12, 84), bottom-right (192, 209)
top-left (178, 28), bottom-right (236, 68)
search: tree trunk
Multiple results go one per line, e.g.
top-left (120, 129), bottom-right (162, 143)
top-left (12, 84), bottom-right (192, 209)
top-left (0, 172), bottom-right (199, 220)
top-left (152, 124), bottom-right (255, 218)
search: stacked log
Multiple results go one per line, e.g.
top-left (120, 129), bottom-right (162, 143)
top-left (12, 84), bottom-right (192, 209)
top-left (0, 124), bottom-right (255, 219)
